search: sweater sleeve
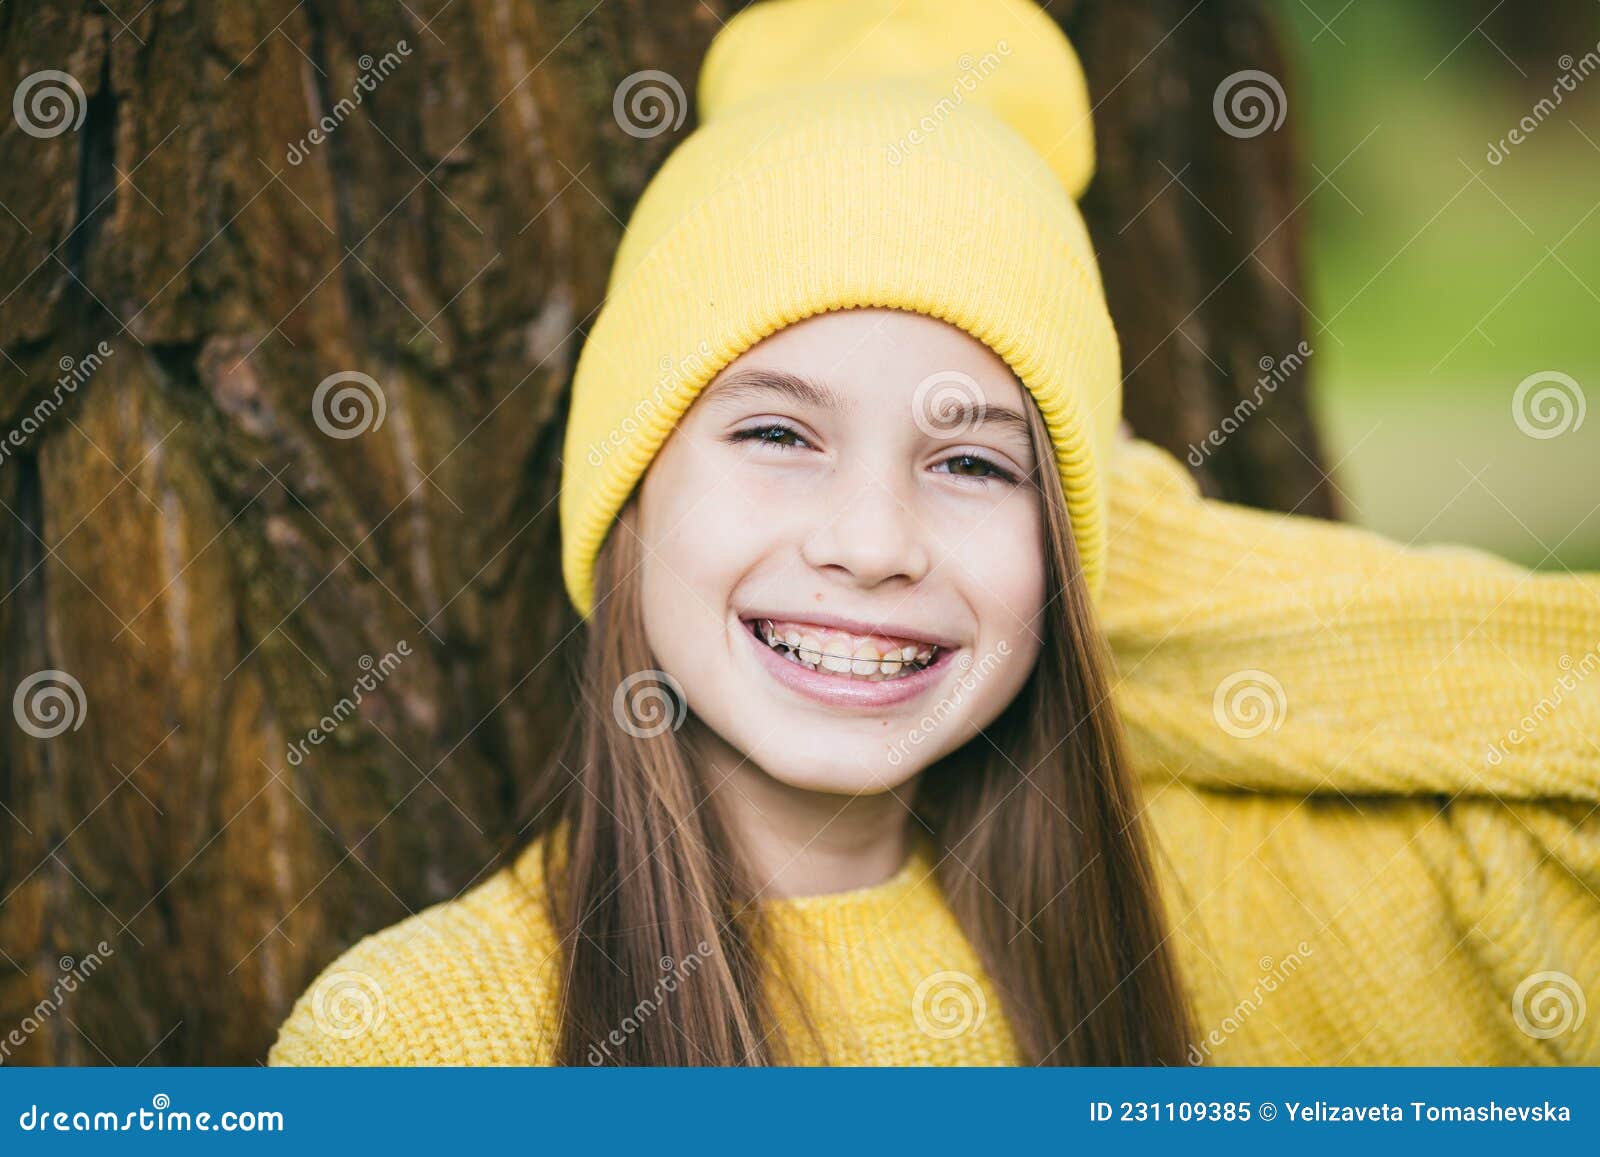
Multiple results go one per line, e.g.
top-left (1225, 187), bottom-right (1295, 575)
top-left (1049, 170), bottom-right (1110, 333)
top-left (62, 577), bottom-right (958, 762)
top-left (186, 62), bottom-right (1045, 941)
top-left (1102, 435), bottom-right (1600, 803)
top-left (1144, 782), bottom-right (1600, 1063)
top-left (1105, 437), bottom-right (1600, 1063)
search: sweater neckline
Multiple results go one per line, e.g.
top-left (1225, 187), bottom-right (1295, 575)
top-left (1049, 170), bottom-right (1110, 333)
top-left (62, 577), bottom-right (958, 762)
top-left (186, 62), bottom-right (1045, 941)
top-left (754, 833), bottom-right (938, 917)
top-left (513, 828), bottom-right (944, 934)
top-left (743, 831), bottom-right (950, 958)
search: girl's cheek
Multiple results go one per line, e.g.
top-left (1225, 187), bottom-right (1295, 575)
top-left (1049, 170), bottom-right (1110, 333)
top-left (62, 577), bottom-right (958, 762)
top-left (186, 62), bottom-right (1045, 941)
top-left (651, 464), bottom-right (790, 592)
top-left (960, 502), bottom-right (1048, 633)
top-left (713, 460), bottom-right (823, 536)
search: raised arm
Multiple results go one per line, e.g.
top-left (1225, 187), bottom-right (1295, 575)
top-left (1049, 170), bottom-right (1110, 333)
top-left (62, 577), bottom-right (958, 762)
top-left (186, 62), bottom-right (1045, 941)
top-left (1103, 435), bottom-right (1600, 804)
top-left (1104, 436), bottom-right (1599, 1063)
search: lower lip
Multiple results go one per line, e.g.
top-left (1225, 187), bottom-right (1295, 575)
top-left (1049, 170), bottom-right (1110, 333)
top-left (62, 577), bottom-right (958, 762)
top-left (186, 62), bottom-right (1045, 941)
top-left (739, 621), bottom-right (958, 711)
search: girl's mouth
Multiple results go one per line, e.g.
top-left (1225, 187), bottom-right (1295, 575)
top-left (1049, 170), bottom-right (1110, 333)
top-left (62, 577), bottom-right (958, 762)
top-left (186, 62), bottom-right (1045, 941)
top-left (745, 617), bottom-right (938, 681)
top-left (738, 616), bottom-right (958, 711)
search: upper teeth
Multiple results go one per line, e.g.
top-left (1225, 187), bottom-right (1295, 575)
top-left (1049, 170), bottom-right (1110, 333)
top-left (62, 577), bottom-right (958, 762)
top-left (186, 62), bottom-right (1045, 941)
top-left (757, 618), bottom-right (936, 678)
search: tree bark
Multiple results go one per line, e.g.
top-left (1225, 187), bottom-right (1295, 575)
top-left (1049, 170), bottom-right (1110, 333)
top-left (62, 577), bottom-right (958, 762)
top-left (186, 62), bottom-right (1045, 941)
top-left (1061, 0), bottom-right (1340, 515)
top-left (0, 0), bottom-right (1335, 1064)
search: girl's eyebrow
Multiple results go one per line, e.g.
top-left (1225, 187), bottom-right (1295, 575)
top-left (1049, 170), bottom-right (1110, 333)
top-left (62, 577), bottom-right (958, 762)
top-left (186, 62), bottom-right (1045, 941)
top-left (705, 368), bottom-right (853, 414)
top-left (705, 367), bottom-right (1034, 444)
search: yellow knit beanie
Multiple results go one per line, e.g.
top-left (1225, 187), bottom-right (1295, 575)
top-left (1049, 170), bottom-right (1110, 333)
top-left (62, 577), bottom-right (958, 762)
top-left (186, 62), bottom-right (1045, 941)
top-left (560, 0), bottom-right (1121, 619)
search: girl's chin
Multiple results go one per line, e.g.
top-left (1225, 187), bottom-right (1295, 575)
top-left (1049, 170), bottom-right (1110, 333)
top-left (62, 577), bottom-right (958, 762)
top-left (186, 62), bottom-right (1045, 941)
top-left (745, 750), bottom-right (928, 796)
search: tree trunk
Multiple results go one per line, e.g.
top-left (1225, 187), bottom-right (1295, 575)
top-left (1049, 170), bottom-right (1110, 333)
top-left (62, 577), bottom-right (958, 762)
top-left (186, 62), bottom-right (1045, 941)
top-left (1063, 0), bottom-right (1340, 515)
top-left (0, 0), bottom-right (1334, 1065)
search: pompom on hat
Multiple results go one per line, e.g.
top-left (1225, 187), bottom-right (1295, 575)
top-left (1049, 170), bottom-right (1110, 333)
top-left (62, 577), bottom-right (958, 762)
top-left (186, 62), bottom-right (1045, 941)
top-left (560, 0), bottom-right (1121, 618)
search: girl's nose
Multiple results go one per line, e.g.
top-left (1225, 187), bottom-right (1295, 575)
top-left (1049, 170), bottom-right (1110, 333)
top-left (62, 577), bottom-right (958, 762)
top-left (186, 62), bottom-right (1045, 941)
top-left (799, 468), bottom-right (933, 590)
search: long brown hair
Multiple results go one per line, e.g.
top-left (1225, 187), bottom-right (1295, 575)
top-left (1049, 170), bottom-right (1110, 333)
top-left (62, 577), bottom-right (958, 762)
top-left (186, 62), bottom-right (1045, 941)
top-left (521, 383), bottom-right (1195, 1065)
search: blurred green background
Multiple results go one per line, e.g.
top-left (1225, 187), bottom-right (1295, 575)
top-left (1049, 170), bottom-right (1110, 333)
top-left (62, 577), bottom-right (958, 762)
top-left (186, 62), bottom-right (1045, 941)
top-left (1278, 0), bottom-right (1600, 570)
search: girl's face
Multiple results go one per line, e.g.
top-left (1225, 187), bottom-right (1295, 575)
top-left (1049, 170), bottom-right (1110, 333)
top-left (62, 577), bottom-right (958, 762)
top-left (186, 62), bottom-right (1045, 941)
top-left (634, 307), bottom-right (1047, 795)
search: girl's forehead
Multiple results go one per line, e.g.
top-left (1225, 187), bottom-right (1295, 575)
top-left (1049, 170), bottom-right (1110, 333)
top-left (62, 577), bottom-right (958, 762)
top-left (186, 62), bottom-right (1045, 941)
top-left (740, 306), bottom-right (982, 355)
top-left (710, 307), bottom-right (1027, 406)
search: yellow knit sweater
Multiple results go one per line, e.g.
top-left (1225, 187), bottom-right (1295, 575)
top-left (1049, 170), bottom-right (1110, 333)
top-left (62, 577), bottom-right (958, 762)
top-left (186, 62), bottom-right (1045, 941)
top-left (267, 437), bottom-right (1600, 1066)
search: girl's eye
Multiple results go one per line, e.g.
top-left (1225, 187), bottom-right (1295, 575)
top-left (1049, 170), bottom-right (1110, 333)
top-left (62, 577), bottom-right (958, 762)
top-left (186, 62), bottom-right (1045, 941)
top-left (730, 423), bottom-right (810, 451)
top-left (730, 425), bottom-right (1019, 485)
top-left (938, 453), bottom-right (1019, 485)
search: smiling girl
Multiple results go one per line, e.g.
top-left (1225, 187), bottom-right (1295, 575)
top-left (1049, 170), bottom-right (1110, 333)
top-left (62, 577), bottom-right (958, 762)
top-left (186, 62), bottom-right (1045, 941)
top-left (269, 0), bottom-right (1600, 1066)
top-left (546, 303), bottom-right (1195, 1065)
